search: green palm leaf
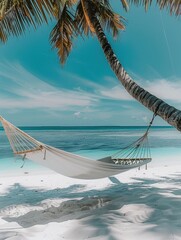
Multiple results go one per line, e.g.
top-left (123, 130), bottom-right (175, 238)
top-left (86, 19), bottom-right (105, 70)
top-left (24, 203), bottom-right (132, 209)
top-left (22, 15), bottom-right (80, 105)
top-left (50, 3), bottom-right (78, 64)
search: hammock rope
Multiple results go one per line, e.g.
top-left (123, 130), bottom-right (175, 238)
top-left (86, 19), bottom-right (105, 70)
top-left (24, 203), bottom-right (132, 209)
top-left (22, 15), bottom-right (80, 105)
top-left (0, 115), bottom-right (154, 179)
top-left (0, 116), bottom-right (43, 154)
top-left (111, 113), bottom-right (156, 166)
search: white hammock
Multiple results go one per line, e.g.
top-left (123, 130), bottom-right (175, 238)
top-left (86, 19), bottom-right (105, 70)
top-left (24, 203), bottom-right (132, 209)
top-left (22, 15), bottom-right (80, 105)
top-left (0, 116), bottom-right (152, 179)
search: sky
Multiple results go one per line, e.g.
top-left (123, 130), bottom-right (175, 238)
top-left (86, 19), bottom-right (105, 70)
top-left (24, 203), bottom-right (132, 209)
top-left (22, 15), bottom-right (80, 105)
top-left (0, 2), bottom-right (181, 126)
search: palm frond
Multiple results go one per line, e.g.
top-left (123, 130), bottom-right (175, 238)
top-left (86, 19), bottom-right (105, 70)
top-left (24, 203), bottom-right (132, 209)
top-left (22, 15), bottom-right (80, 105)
top-left (120, 0), bottom-right (129, 11)
top-left (65, 0), bottom-right (79, 7)
top-left (156, 0), bottom-right (181, 15)
top-left (0, 23), bottom-right (7, 42)
top-left (50, 3), bottom-right (78, 64)
top-left (75, 0), bottom-right (125, 38)
top-left (79, 0), bottom-right (95, 33)
top-left (0, 0), bottom-right (57, 43)
top-left (128, 0), bottom-right (181, 15)
top-left (94, 0), bottom-right (125, 38)
top-left (75, 0), bottom-right (93, 35)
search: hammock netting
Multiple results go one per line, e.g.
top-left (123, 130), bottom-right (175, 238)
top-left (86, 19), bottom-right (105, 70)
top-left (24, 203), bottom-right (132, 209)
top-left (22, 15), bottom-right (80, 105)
top-left (0, 116), bottom-right (152, 179)
top-left (111, 133), bottom-right (151, 167)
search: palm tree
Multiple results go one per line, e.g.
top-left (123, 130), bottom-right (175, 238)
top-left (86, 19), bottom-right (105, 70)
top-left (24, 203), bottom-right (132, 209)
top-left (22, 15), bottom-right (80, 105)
top-left (0, 0), bottom-right (181, 130)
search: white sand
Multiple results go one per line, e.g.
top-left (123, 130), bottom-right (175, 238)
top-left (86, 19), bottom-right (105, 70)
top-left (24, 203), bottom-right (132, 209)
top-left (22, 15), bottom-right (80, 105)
top-left (0, 154), bottom-right (181, 240)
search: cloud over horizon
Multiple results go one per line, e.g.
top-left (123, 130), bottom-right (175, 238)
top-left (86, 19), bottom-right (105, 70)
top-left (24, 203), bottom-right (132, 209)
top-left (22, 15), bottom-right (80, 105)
top-left (0, 62), bottom-right (99, 110)
top-left (0, 62), bottom-right (180, 126)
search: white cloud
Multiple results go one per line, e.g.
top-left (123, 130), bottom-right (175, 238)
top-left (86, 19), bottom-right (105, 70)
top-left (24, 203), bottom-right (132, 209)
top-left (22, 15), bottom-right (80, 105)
top-left (127, 72), bottom-right (181, 103)
top-left (69, 72), bottom-right (181, 103)
top-left (101, 75), bottom-right (181, 103)
top-left (63, 71), bottom-right (134, 101)
top-left (145, 79), bottom-right (181, 102)
top-left (100, 86), bottom-right (133, 101)
top-left (0, 62), bottom-right (99, 110)
top-left (74, 111), bottom-right (81, 118)
top-left (0, 63), bottom-right (136, 113)
top-left (1, 62), bottom-right (180, 117)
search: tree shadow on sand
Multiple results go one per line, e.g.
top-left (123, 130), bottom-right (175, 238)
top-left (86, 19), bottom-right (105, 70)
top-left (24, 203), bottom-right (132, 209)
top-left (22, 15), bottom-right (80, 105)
top-left (1, 174), bottom-right (181, 239)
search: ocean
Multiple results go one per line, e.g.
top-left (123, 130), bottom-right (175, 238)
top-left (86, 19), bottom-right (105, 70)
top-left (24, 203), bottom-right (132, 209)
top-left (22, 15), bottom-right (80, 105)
top-left (0, 126), bottom-right (181, 173)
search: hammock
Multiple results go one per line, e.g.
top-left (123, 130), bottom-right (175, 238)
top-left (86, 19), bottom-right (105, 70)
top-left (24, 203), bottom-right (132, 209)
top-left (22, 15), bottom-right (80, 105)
top-left (0, 116), bottom-right (153, 179)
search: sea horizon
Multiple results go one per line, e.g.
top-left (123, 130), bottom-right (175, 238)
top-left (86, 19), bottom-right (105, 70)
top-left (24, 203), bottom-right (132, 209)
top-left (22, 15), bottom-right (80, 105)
top-left (0, 125), bottom-right (174, 131)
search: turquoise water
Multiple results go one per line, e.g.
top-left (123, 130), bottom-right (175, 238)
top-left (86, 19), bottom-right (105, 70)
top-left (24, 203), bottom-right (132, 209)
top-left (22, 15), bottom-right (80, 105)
top-left (0, 126), bottom-right (181, 172)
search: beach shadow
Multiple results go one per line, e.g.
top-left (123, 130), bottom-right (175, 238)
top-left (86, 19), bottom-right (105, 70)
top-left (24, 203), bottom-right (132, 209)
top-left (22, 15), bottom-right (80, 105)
top-left (0, 183), bottom-right (86, 209)
top-left (0, 231), bottom-right (18, 240)
top-left (1, 174), bottom-right (181, 239)
top-left (108, 177), bottom-right (121, 185)
top-left (3, 196), bottom-right (113, 228)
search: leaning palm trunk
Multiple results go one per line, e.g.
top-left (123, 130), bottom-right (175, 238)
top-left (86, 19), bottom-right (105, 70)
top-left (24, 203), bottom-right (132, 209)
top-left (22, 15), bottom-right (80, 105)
top-left (85, 1), bottom-right (181, 131)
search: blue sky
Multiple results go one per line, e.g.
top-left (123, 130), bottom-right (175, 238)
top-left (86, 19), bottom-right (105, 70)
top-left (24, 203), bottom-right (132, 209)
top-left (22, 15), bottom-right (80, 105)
top-left (0, 3), bottom-right (181, 126)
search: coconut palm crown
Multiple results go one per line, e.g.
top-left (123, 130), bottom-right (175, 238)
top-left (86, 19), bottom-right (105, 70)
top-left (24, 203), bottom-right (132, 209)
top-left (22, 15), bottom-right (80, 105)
top-left (0, 0), bottom-right (181, 130)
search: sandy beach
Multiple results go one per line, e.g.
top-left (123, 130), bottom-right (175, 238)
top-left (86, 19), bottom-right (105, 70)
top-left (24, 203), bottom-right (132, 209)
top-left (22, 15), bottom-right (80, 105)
top-left (0, 0), bottom-right (180, 238)
top-left (0, 151), bottom-right (181, 240)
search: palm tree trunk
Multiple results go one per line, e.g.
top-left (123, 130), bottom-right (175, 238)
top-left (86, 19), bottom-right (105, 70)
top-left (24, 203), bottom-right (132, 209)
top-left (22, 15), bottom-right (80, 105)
top-left (84, 0), bottom-right (181, 131)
